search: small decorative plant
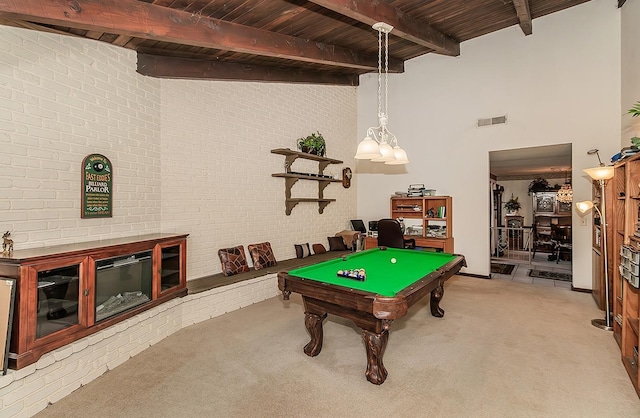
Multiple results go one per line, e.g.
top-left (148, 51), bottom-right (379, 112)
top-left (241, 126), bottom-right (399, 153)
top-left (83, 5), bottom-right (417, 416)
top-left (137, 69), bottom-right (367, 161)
top-left (528, 177), bottom-right (550, 195)
top-left (628, 101), bottom-right (640, 118)
top-left (297, 131), bottom-right (326, 156)
top-left (504, 194), bottom-right (521, 213)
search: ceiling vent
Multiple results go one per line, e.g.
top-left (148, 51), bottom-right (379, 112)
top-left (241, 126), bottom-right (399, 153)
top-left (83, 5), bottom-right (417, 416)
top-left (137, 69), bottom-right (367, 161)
top-left (477, 115), bottom-right (507, 127)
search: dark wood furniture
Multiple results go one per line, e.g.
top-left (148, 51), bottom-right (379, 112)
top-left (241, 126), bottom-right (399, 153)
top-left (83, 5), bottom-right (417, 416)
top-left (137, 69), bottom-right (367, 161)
top-left (505, 215), bottom-right (524, 249)
top-left (531, 192), bottom-right (571, 259)
top-left (271, 148), bottom-right (343, 215)
top-left (609, 154), bottom-right (640, 397)
top-left (278, 248), bottom-right (466, 384)
top-left (376, 219), bottom-right (416, 249)
top-left (0, 233), bottom-right (187, 369)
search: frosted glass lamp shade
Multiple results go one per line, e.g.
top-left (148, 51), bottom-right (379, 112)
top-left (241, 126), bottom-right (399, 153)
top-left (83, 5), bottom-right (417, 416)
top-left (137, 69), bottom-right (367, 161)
top-left (354, 137), bottom-right (381, 159)
top-left (583, 166), bottom-right (614, 181)
top-left (576, 200), bottom-right (594, 214)
top-left (385, 146), bottom-right (409, 165)
top-left (371, 142), bottom-right (395, 162)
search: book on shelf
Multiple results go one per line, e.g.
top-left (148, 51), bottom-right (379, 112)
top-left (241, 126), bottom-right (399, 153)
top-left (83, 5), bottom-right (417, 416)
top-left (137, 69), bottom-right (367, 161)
top-left (437, 206), bottom-right (446, 218)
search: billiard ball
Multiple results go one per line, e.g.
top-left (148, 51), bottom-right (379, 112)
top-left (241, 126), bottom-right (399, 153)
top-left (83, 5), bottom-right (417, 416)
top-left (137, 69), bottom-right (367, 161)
top-left (391, 258), bottom-right (397, 264)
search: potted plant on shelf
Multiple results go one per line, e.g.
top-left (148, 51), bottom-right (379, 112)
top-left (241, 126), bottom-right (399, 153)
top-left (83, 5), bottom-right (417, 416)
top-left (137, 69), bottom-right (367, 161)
top-left (504, 194), bottom-right (521, 215)
top-left (528, 177), bottom-right (550, 195)
top-left (297, 131), bottom-right (326, 156)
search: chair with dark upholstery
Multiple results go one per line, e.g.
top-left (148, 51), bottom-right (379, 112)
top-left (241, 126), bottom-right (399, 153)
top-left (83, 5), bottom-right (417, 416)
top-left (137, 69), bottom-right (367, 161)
top-left (376, 218), bottom-right (416, 249)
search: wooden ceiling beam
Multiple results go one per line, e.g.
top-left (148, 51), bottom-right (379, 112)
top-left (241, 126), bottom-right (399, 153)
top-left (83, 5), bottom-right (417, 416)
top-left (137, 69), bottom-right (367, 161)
top-left (0, 0), bottom-right (402, 72)
top-left (306, 0), bottom-right (459, 56)
top-left (137, 54), bottom-right (359, 86)
top-left (513, 0), bottom-right (533, 35)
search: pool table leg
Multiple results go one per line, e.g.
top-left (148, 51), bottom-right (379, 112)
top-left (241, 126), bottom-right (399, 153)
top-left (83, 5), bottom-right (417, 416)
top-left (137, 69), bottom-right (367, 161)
top-left (303, 312), bottom-right (327, 356)
top-left (430, 283), bottom-right (445, 317)
top-left (362, 329), bottom-right (389, 385)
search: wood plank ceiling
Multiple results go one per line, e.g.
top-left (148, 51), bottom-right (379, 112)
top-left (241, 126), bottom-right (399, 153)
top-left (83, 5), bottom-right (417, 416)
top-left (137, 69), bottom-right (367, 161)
top-left (0, 0), bottom-right (612, 86)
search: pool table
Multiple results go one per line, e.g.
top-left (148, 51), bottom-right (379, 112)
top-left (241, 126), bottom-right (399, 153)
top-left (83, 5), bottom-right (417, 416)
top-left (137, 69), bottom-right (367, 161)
top-left (277, 247), bottom-right (466, 385)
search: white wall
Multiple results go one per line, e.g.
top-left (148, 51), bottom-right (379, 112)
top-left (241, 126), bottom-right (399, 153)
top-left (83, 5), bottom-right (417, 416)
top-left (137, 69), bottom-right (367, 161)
top-left (356, 0), bottom-right (620, 289)
top-left (622, 0), bottom-right (640, 143)
top-left (159, 81), bottom-right (358, 278)
top-left (0, 26), bottom-right (358, 279)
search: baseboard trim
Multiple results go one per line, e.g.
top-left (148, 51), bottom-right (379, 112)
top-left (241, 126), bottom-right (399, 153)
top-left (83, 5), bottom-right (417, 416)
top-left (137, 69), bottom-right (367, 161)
top-left (458, 272), bottom-right (491, 279)
top-left (571, 286), bottom-right (591, 293)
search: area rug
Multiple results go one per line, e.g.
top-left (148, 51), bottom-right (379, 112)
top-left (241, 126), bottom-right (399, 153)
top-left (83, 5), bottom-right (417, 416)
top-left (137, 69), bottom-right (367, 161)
top-left (491, 263), bottom-right (515, 275)
top-left (528, 269), bottom-right (572, 282)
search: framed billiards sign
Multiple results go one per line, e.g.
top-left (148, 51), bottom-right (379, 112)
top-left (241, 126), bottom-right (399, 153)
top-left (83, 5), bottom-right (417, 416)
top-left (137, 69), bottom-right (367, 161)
top-left (81, 154), bottom-right (113, 218)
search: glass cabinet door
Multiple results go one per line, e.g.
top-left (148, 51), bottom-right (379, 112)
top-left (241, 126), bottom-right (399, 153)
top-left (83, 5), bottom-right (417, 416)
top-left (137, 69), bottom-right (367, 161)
top-left (36, 264), bottom-right (80, 339)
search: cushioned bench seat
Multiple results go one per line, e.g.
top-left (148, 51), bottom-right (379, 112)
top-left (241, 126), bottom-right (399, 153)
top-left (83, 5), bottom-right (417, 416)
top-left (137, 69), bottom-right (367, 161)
top-left (187, 250), bottom-right (353, 294)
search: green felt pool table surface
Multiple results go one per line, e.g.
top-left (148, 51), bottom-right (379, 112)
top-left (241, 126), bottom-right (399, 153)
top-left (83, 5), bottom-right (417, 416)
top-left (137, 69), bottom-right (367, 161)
top-left (287, 247), bottom-right (458, 297)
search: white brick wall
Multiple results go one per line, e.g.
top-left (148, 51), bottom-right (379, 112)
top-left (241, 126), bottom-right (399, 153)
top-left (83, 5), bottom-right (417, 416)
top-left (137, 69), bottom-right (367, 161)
top-left (0, 26), bottom-right (358, 279)
top-left (0, 278), bottom-right (280, 417)
top-left (160, 81), bottom-right (358, 278)
top-left (0, 26), bottom-right (358, 417)
top-left (0, 27), bottom-right (163, 246)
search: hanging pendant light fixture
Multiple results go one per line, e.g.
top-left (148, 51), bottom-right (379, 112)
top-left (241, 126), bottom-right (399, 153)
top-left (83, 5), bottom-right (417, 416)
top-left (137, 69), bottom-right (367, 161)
top-left (354, 22), bottom-right (409, 165)
top-left (556, 170), bottom-right (573, 203)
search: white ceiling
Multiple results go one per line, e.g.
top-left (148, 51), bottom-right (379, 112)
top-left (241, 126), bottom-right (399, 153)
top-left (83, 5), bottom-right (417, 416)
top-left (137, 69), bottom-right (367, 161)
top-left (489, 144), bottom-right (572, 180)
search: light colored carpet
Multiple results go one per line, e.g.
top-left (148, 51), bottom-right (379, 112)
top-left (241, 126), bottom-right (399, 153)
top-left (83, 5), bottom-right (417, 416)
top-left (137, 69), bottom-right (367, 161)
top-left (35, 276), bottom-right (640, 417)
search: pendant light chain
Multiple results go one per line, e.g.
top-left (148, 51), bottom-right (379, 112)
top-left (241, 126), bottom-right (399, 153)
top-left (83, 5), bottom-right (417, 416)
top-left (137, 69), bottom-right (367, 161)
top-left (384, 29), bottom-right (389, 122)
top-left (353, 22), bottom-right (409, 165)
top-left (377, 28), bottom-right (383, 119)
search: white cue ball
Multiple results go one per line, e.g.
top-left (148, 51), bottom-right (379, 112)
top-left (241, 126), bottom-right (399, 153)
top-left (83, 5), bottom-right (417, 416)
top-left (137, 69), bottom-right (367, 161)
top-left (391, 258), bottom-right (397, 264)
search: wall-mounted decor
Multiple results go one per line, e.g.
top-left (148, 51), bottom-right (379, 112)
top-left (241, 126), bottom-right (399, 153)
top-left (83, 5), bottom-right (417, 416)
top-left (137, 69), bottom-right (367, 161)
top-left (81, 154), bottom-right (113, 218)
top-left (342, 167), bottom-right (352, 188)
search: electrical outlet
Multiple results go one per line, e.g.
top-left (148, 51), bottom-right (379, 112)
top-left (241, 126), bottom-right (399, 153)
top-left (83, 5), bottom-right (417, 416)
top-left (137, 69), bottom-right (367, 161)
top-left (580, 217), bottom-right (587, 226)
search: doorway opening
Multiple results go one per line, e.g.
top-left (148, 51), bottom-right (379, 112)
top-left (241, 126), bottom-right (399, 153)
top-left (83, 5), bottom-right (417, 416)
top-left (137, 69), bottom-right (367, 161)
top-left (489, 144), bottom-right (573, 284)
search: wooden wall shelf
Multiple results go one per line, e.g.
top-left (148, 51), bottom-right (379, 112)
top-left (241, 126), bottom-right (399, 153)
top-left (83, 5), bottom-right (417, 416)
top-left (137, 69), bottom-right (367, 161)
top-left (271, 148), bottom-right (343, 215)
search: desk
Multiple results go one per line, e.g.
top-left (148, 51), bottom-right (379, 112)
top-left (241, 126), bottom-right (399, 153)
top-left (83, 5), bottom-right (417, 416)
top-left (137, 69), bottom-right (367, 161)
top-left (364, 235), bottom-right (453, 253)
top-left (277, 248), bottom-right (466, 384)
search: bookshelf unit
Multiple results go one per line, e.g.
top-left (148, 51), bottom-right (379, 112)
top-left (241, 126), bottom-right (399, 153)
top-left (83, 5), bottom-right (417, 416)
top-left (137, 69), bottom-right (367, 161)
top-left (610, 154), bottom-right (640, 397)
top-left (389, 196), bottom-right (454, 253)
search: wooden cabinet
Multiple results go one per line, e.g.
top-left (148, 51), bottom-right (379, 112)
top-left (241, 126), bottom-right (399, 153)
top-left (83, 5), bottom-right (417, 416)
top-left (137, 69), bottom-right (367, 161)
top-left (609, 154), bottom-right (640, 397)
top-left (532, 192), bottom-right (571, 256)
top-left (0, 233), bottom-right (187, 370)
top-left (505, 215), bottom-right (524, 249)
top-left (271, 148), bottom-right (343, 215)
top-left (369, 196), bottom-right (454, 253)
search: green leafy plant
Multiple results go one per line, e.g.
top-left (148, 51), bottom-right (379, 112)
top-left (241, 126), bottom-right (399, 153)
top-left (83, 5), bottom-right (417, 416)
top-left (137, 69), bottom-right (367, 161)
top-left (528, 177), bottom-right (550, 195)
top-left (296, 131), bottom-right (326, 156)
top-left (629, 101), bottom-right (640, 118)
top-left (504, 194), bottom-right (521, 212)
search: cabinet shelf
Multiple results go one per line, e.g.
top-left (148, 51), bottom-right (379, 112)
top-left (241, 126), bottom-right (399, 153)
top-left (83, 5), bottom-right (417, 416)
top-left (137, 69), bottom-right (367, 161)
top-left (630, 317), bottom-right (640, 337)
top-left (271, 148), bottom-right (343, 215)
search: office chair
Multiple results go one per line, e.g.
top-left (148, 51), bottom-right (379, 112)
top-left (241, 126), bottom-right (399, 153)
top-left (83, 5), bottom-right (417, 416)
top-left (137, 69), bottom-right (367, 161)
top-left (377, 219), bottom-right (416, 249)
